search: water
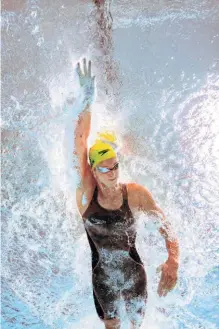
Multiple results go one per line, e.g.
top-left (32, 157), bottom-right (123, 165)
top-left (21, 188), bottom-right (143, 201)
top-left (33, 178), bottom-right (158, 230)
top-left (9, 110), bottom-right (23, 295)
top-left (1, 0), bottom-right (219, 328)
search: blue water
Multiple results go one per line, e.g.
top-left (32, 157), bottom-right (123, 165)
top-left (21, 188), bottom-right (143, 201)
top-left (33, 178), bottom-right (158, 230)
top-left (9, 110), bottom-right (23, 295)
top-left (1, 0), bottom-right (219, 328)
top-left (2, 268), bottom-right (218, 329)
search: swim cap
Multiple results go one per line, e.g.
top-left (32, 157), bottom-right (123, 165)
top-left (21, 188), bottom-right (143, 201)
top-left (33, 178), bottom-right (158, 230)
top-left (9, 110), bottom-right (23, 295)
top-left (89, 131), bottom-right (118, 168)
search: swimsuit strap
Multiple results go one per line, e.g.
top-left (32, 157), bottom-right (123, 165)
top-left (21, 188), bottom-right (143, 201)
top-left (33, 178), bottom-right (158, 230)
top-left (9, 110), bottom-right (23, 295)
top-left (121, 183), bottom-right (129, 208)
top-left (93, 185), bottom-right (98, 202)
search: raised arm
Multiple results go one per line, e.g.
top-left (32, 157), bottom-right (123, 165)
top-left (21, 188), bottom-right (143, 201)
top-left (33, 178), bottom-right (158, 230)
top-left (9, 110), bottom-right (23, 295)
top-left (73, 59), bottom-right (96, 190)
top-left (74, 103), bottom-right (92, 184)
top-left (63, 58), bottom-right (96, 214)
top-left (132, 183), bottom-right (179, 297)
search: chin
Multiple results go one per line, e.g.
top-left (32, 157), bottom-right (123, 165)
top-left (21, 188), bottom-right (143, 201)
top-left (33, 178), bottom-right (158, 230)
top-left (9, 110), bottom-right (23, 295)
top-left (107, 178), bottom-right (118, 186)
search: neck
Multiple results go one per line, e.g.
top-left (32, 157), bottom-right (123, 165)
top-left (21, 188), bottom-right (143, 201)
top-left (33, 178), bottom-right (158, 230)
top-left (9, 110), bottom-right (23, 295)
top-left (97, 182), bottom-right (121, 199)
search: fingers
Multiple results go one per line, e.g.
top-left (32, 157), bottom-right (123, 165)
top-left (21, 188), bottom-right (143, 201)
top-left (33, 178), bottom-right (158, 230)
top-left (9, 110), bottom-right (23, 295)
top-left (76, 62), bottom-right (82, 77)
top-left (157, 274), bottom-right (166, 297)
top-left (156, 264), bottom-right (163, 274)
top-left (168, 280), bottom-right (177, 291)
top-left (158, 273), bottom-right (177, 297)
top-left (88, 60), bottom-right (91, 77)
top-left (158, 282), bottom-right (176, 296)
top-left (158, 283), bottom-right (169, 297)
top-left (91, 75), bottom-right (96, 88)
top-left (158, 285), bottom-right (168, 297)
top-left (77, 58), bottom-right (93, 78)
top-left (83, 58), bottom-right (87, 75)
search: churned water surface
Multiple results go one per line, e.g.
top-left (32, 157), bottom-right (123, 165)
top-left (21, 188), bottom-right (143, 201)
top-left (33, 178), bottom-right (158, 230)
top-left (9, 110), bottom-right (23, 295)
top-left (1, 1), bottom-right (219, 328)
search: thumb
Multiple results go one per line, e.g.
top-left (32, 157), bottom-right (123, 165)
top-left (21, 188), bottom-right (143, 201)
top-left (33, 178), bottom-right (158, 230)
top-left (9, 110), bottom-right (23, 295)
top-left (76, 62), bottom-right (82, 77)
top-left (157, 264), bottom-right (163, 274)
top-left (92, 76), bottom-right (96, 86)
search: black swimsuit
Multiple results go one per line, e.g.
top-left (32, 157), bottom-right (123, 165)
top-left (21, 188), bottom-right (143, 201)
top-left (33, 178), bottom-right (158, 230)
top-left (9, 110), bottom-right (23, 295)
top-left (82, 183), bottom-right (147, 321)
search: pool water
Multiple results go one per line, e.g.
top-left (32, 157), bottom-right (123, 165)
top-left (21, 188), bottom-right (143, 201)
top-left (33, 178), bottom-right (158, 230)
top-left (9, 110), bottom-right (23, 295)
top-left (1, 1), bottom-right (219, 328)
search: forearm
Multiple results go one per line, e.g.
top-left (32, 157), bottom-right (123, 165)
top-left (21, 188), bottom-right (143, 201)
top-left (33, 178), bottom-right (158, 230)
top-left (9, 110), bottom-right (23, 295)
top-left (165, 236), bottom-right (179, 265)
top-left (74, 105), bottom-right (91, 147)
top-left (158, 226), bottom-right (179, 297)
top-left (72, 104), bottom-right (92, 180)
top-left (65, 58), bottom-right (95, 178)
top-left (159, 225), bottom-right (179, 263)
top-left (63, 97), bottom-right (91, 175)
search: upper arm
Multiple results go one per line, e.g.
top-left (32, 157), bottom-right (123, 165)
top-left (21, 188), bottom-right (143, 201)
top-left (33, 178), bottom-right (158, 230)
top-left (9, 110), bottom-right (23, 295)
top-left (73, 135), bottom-right (95, 190)
top-left (74, 136), bottom-right (96, 215)
top-left (73, 109), bottom-right (94, 189)
top-left (132, 184), bottom-right (165, 218)
top-left (131, 184), bottom-right (175, 238)
top-left (73, 112), bottom-right (96, 216)
top-left (136, 184), bottom-right (177, 240)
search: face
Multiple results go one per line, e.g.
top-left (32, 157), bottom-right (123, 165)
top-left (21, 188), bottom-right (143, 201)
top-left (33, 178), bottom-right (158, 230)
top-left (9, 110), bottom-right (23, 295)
top-left (92, 157), bottom-right (119, 187)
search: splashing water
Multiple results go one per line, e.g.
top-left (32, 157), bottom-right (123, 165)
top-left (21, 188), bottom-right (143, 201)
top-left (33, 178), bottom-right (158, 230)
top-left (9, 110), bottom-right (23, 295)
top-left (1, 1), bottom-right (219, 329)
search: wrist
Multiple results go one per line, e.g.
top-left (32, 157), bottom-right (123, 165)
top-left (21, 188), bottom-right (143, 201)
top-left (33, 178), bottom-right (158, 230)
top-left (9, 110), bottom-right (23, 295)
top-left (167, 257), bottom-right (179, 268)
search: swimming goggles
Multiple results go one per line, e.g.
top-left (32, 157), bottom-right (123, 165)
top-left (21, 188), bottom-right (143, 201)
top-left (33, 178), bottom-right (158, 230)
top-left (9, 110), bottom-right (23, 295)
top-left (96, 162), bottom-right (119, 173)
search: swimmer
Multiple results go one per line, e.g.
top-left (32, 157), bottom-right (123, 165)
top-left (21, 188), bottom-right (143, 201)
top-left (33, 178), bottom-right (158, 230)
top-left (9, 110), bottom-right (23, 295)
top-left (73, 58), bottom-right (179, 329)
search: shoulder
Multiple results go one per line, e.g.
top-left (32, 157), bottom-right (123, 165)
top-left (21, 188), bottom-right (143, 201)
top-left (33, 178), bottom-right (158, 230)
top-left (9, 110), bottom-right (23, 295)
top-left (76, 167), bottom-right (96, 217)
top-left (126, 182), bottom-right (153, 197)
top-left (126, 182), bottom-right (156, 211)
top-left (126, 182), bottom-right (165, 218)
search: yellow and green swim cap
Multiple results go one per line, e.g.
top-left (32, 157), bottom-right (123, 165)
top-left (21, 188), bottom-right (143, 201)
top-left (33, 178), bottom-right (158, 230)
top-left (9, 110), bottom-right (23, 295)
top-left (89, 131), bottom-right (118, 168)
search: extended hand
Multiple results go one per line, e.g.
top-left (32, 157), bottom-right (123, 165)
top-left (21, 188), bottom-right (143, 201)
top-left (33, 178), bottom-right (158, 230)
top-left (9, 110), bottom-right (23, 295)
top-left (157, 259), bottom-right (178, 297)
top-left (76, 58), bottom-right (96, 106)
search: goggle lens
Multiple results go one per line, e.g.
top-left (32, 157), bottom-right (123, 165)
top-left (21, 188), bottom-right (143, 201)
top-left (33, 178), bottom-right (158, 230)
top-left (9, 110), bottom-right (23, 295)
top-left (96, 162), bottom-right (119, 173)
